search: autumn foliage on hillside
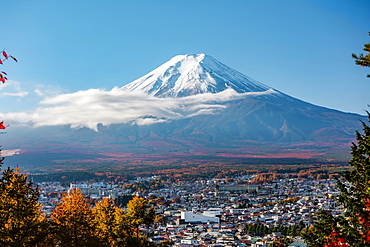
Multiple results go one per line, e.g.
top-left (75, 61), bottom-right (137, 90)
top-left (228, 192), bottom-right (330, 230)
top-left (249, 172), bottom-right (282, 184)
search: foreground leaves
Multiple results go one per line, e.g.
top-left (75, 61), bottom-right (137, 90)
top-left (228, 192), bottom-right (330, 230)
top-left (302, 112), bottom-right (370, 246)
top-left (0, 167), bottom-right (48, 246)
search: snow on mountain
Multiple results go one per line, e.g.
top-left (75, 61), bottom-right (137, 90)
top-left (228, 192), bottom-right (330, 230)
top-left (121, 53), bottom-right (272, 97)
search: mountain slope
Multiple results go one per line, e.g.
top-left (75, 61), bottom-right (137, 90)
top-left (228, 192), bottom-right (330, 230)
top-left (173, 96), bottom-right (361, 143)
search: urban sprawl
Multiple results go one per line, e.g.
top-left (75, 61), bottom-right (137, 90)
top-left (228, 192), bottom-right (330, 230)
top-left (36, 174), bottom-right (342, 246)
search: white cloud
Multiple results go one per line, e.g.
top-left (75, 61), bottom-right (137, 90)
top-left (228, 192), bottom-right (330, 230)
top-left (2, 92), bottom-right (29, 97)
top-left (0, 80), bottom-right (22, 92)
top-left (33, 84), bottom-right (63, 98)
top-left (0, 80), bottom-right (29, 98)
top-left (0, 80), bottom-right (67, 113)
top-left (2, 87), bottom-right (277, 131)
top-left (34, 89), bottom-right (43, 96)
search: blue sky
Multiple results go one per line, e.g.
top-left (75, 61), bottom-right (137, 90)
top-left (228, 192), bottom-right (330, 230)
top-left (1, 0), bottom-right (369, 116)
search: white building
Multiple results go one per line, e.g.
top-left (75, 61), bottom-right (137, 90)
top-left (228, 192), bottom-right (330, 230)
top-left (180, 211), bottom-right (220, 224)
top-left (180, 238), bottom-right (199, 245)
top-left (203, 208), bottom-right (222, 217)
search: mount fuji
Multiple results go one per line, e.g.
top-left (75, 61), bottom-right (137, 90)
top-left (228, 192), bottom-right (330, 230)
top-left (118, 53), bottom-right (364, 142)
top-left (3, 53), bottom-right (367, 171)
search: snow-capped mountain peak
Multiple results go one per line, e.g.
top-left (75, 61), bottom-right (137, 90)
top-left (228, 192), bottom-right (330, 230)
top-left (121, 53), bottom-right (272, 97)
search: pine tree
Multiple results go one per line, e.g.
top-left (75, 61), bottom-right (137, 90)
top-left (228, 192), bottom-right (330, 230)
top-left (0, 166), bottom-right (48, 246)
top-left (352, 32), bottom-right (370, 77)
top-left (301, 32), bottom-right (370, 247)
top-left (302, 112), bottom-right (370, 246)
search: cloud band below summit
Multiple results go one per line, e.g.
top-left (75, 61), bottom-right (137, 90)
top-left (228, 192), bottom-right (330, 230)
top-left (3, 87), bottom-right (276, 131)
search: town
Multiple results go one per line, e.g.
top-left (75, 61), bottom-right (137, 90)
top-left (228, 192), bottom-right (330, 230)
top-left (36, 173), bottom-right (343, 246)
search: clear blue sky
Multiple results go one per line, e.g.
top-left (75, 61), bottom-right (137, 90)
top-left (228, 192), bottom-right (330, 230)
top-left (1, 0), bottom-right (369, 115)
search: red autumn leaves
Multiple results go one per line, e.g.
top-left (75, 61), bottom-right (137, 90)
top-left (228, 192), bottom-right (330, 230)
top-left (0, 121), bottom-right (6, 130)
top-left (0, 50), bottom-right (17, 84)
top-left (0, 71), bottom-right (7, 84)
top-left (0, 49), bottom-right (17, 131)
top-left (324, 199), bottom-right (370, 246)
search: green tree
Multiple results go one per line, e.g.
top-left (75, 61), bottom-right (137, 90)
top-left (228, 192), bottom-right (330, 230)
top-left (302, 32), bottom-right (370, 247)
top-left (352, 32), bottom-right (370, 77)
top-left (302, 112), bottom-right (370, 246)
top-left (0, 166), bottom-right (48, 246)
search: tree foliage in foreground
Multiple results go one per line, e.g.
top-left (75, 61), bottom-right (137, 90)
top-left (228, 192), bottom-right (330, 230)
top-left (0, 164), bottom-right (48, 246)
top-left (50, 189), bottom-right (101, 246)
top-left (49, 192), bottom-right (157, 247)
top-left (302, 113), bottom-right (370, 246)
top-left (0, 160), bottom-right (159, 247)
top-left (352, 32), bottom-right (370, 77)
top-left (302, 31), bottom-right (370, 247)
top-left (92, 198), bottom-right (120, 246)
